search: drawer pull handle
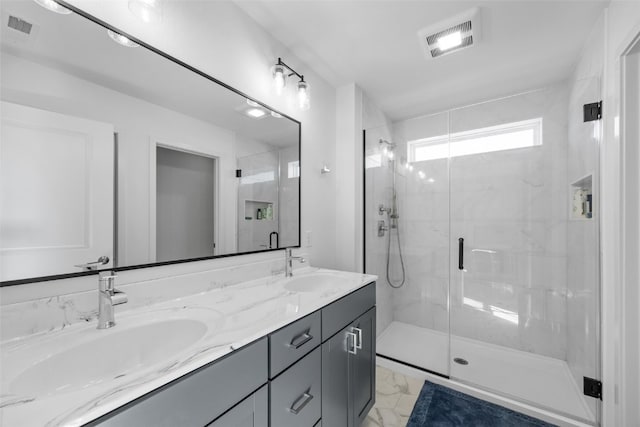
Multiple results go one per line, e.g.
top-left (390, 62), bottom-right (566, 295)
top-left (288, 391), bottom-right (313, 415)
top-left (346, 332), bottom-right (357, 354)
top-left (288, 330), bottom-right (313, 349)
top-left (352, 327), bottom-right (363, 350)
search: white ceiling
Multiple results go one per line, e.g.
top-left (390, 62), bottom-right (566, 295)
top-left (235, 0), bottom-right (608, 121)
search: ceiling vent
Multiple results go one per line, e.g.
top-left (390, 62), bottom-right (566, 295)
top-left (417, 8), bottom-right (482, 60)
top-left (7, 15), bottom-right (33, 35)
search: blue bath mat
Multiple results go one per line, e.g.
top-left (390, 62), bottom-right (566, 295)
top-left (407, 381), bottom-right (557, 427)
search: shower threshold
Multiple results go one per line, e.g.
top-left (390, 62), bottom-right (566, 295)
top-left (377, 321), bottom-right (595, 424)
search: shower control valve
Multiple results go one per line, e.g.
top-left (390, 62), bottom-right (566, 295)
top-left (378, 220), bottom-right (388, 237)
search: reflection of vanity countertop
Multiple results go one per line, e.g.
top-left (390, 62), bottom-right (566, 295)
top-left (0, 267), bottom-right (377, 426)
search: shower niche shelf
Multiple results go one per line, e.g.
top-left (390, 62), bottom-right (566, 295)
top-left (244, 200), bottom-right (274, 221)
top-left (570, 174), bottom-right (593, 220)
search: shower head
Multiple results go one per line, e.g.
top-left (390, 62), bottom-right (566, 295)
top-left (379, 139), bottom-right (397, 160)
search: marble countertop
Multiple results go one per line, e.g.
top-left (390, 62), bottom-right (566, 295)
top-left (0, 267), bottom-right (377, 427)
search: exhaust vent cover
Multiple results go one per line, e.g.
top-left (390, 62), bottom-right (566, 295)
top-left (417, 8), bottom-right (481, 60)
top-left (7, 15), bottom-right (33, 35)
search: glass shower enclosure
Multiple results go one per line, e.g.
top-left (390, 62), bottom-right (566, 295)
top-left (364, 84), bottom-right (601, 424)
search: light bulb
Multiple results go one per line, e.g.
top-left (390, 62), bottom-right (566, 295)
top-left (382, 146), bottom-right (388, 156)
top-left (297, 80), bottom-right (310, 111)
top-left (409, 164), bottom-right (414, 171)
top-left (272, 65), bottom-right (286, 96)
top-left (107, 30), bottom-right (139, 48)
top-left (438, 31), bottom-right (463, 51)
top-left (246, 108), bottom-right (266, 118)
top-left (33, 0), bottom-right (71, 14)
top-left (388, 151), bottom-right (394, 160)
top-left (418, 171), bottom-right (426, 179)
top-left (128, 0), bottom-right (163, 24)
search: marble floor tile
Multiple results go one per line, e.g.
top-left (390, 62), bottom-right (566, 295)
top-left (365, 364), bottom-right (423, 427)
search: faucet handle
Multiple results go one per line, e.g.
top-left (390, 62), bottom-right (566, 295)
top-left (111, 289), bottom-right (128, 305)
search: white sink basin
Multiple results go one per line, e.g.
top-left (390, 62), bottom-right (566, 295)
top-left (284, 273), bottom-right (340, 293)
top-left (10, 319), bottom-right (207, 398)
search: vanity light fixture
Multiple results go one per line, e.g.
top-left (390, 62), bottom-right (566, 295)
top-left (271, 57), bottom-right (311, 110)
top-left (107, 30), bottom-right (139, 48)
top-left (33, 0), bottom-right (71, 14)
top-left (272, 64), bottom-right (287, 96)
top-left (128, 0), bottom-right (164, 24)
top-left (297, 80), bottom-right (310, 111)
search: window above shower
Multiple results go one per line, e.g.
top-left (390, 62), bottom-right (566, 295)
top-left (407, 117), bottom-right (543, 162)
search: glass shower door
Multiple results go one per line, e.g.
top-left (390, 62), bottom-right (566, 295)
top-left (448, 85), bottom-right (600, 424)
top-left (365, 112), bottom-right (451, 377)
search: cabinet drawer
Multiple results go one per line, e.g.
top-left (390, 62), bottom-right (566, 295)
top-left (270, 347), bottom-right (321, 427)
top-left (87, 338), bottom-right (268, 427)
top-left (322, 282), bottom-right (375, 341)
top-left (269, 310), bottom-right (321, 377)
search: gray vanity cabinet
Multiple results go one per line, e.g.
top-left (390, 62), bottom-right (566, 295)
top-left (86, 338), bottom-right (268, 427)
top-left (270, 347), bottom-right (322, 427)
top-left (351, 307), bottom-right (376, 426)
top-left (321, 284), bottom-right (376, 427)
top-left (206, 384), bottom-right (268, 427)
top-left (84, 282), bottom-right (376, 427)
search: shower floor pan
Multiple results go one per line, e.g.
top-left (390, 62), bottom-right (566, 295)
top-left (377, 321), bottom-right (594, 423)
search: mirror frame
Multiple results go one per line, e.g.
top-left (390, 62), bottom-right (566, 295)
top-left (0, 0), bottom-right (301, 287)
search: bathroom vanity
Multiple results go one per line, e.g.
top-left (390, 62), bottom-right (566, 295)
top-left (0, 270), bottom-right (376, 427)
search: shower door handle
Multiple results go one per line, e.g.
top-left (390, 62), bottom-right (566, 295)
top-left (458, 238), bottom-right (464, 270)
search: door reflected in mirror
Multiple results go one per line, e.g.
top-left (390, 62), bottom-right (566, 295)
top-left (0, 0), bottom-right (300, 284)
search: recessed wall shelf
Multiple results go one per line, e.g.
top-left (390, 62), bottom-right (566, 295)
top-left (570, 174), bottom-right (593, 220)
top-left (244, 200), bottom-right (274, 221)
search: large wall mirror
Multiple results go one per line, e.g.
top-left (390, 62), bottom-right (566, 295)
top-left (0, 0), bottom-right (300, 284)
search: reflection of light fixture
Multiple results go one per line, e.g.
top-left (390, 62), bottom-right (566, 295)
top-left (128, 0), bottom-right (163, 23)
top-left (246, 99), bottom-right (260, 107)
top-left (107, 30), bottom-right (139, 48)
top-left (271, 111), bottom-right (282, 118)
top-left (271, 57), bottom-right (311, 110)
top-left (438, 31), bottom-right (463, 51)
top-left (246, 108), bottom-right (266, 118)
top-left (33, 0), bottom-right (71, 14)
top-left (388, 151), bottom-right (394, 160)
top-left (418, 171), bottom-right (426, 179)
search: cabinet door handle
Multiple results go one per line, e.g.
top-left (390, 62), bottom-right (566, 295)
top-left (352, 327), bottom-right (363, 350)
top-left (288, 391), bottom-right (313, 415)
top-left (287, 329), bottom-right (313, 349)
top-left (458, 238), bottom-right (464, 270)
top-left (346, 332), bottom-right (357, 354)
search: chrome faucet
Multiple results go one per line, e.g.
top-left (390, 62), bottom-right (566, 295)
top-left (97, 271), bottom-right (128, 329)
top-left (285, 248), bottom-right (305, 277)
